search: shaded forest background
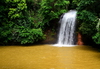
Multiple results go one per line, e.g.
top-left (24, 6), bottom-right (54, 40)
top-left (0, 0), bottom-right (100, 46)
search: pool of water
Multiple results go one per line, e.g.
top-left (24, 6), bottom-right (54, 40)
top-left (0, 45), bottom-right (100, 69)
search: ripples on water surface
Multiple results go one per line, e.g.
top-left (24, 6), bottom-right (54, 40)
top-left (0, 45), bottom-right (100, 69)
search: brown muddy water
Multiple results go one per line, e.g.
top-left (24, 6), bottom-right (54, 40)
top-left (0, 45), bottom-right (100, 69)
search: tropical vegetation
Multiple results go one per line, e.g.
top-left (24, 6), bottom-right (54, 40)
top-left (0, 0), bottom-right (100, 46)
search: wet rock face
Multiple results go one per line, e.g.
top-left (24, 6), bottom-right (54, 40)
top-left (77, 33), bottom-right (84, 45)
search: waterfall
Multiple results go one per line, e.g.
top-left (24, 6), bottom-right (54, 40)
top-left (54, 10), bottom-right (77, 47)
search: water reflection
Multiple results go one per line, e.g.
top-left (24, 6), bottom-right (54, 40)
top-left (0, 45), bottom-right (100, 69)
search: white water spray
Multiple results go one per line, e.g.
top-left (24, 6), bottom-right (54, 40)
top-left (54, 10), bottom-right (77, 47)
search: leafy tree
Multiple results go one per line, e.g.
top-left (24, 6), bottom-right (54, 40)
top-left (26, 0), bottom-right (43, 29)
top-left (92, 19), bottom-right (100, 44)
top-left (39, 0), bottom-right (70, 29)
top-left (76, 0), bottom-right (100, 44)
top-left (0, 0), bottom-right (45, 45)
top-left (68, 0), bottom-right (80, 9)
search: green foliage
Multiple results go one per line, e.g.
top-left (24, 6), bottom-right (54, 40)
top-left (93, 32), bottom-right (100, 44)
top-left (12, 28), bottom-right (44, 44)
top-left (77, 10), bottom-right (97, 35)
top-left (40, 0), bottom-right (70, 28)
top-left (76, 0), bottom-right (100, 44)
top-left (68, 0), bottom-right (81, 9)
top-left (77, 0), bottom-right (96, 11)
top-left (26, 0), bottom-right (43, 28)
top-left (92, 19), bottom-right (100, 44)
top-left (8, 1), bottom-right (27, 19)
top-left (26, 0), bottom-right (40, 12)
top-left (0, 0), bottom-right (100, 45)
top-left (0, 0), bottom-right (45, 45)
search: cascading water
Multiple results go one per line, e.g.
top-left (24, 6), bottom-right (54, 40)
top-left (54, 10), bottom-right (77, 47)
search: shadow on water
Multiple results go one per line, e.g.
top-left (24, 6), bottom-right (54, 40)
top-left (75, 45), bottom-right (100, 52)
